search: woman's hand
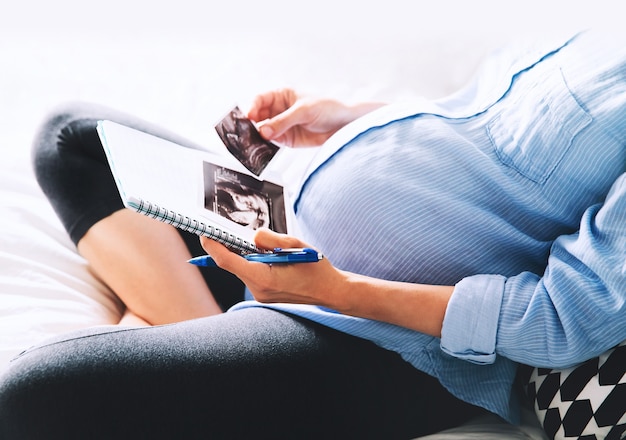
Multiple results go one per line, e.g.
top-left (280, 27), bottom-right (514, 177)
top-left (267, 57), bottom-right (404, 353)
top-left (199, 229), bottom-right (455, 338)
top-left (200, 229), bottom-right (348, 308)
top-left (247, 88), bottom-right (385, 148)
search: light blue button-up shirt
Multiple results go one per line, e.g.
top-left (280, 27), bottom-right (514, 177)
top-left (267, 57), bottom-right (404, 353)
top-left (232, 30), bottom-right (626, 423)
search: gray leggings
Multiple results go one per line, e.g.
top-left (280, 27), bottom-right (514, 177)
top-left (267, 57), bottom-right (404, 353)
top-left (0, 104), bottom-right (485, 439)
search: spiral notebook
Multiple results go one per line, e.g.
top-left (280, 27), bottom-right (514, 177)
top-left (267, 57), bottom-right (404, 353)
top-left (96, 120), bottom-right (296, 255)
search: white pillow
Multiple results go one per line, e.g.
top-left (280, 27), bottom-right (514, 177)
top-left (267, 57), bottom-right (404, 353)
top-left (521, 341), bottom-right (626, 440)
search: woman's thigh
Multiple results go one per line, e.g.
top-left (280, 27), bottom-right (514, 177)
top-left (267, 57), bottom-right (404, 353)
top-left (0, 307), bottom-right (483, 440)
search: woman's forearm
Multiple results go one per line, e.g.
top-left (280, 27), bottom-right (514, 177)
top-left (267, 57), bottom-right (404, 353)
top-left (201, 231), bottom-right (454, 338)
top-left (331, 271), bottom-right (454, 338)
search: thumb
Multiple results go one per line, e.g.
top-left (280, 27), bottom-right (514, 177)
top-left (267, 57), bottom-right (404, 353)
top-left (258, 104), bottom-right (307, 142)
top-left (254, 228), bottom-right (309, 251)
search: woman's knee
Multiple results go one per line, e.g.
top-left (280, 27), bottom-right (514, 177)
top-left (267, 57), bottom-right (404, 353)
top-left (31, 102), bottom-right (99, 183)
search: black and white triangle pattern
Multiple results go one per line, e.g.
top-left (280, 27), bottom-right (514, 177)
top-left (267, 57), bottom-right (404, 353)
top-left (522, 340), bottom-right (626, 440)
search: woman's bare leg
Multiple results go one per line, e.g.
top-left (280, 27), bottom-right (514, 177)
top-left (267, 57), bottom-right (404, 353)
top-left (118, 310), bottom-right (151, 326)
top-left (31, 104), bottom-right (234, 325)
top-left (78, 209), bottom-right (222, 325)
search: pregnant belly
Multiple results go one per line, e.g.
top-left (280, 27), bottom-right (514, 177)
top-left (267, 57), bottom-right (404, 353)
top-left (294, 117), bottom-right (547, 284)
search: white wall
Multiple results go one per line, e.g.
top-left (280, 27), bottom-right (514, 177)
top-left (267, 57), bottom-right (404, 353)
top-left (0, 0), bottom-right (621, 161)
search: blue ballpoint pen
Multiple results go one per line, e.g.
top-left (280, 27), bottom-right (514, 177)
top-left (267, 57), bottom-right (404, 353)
top-left (187, 248), bottom-right (324, 267)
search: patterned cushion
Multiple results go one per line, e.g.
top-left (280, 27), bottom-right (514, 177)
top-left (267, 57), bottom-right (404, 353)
top-left (520, 340), bottom-right (626, 440)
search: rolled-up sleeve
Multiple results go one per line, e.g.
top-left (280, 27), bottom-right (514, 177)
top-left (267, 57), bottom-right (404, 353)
top-left (441, 173), bottom-right (626, 369)
top-left (440, 275), bottom-right (506, 364)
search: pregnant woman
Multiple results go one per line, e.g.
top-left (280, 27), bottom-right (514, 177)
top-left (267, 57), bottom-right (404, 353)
top-left (1, 30), bottom-right (624, 440)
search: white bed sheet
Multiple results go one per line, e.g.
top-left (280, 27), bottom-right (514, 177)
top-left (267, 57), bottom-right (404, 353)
top-left (0, 155), bottom-right (124, 373)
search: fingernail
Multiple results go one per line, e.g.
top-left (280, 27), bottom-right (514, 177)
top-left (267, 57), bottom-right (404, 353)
top-left (260, 125), bottom-right (274, 139)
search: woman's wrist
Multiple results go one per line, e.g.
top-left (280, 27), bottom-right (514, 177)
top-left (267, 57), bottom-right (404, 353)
top-left (342, 102), bottom-right (386, 126)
